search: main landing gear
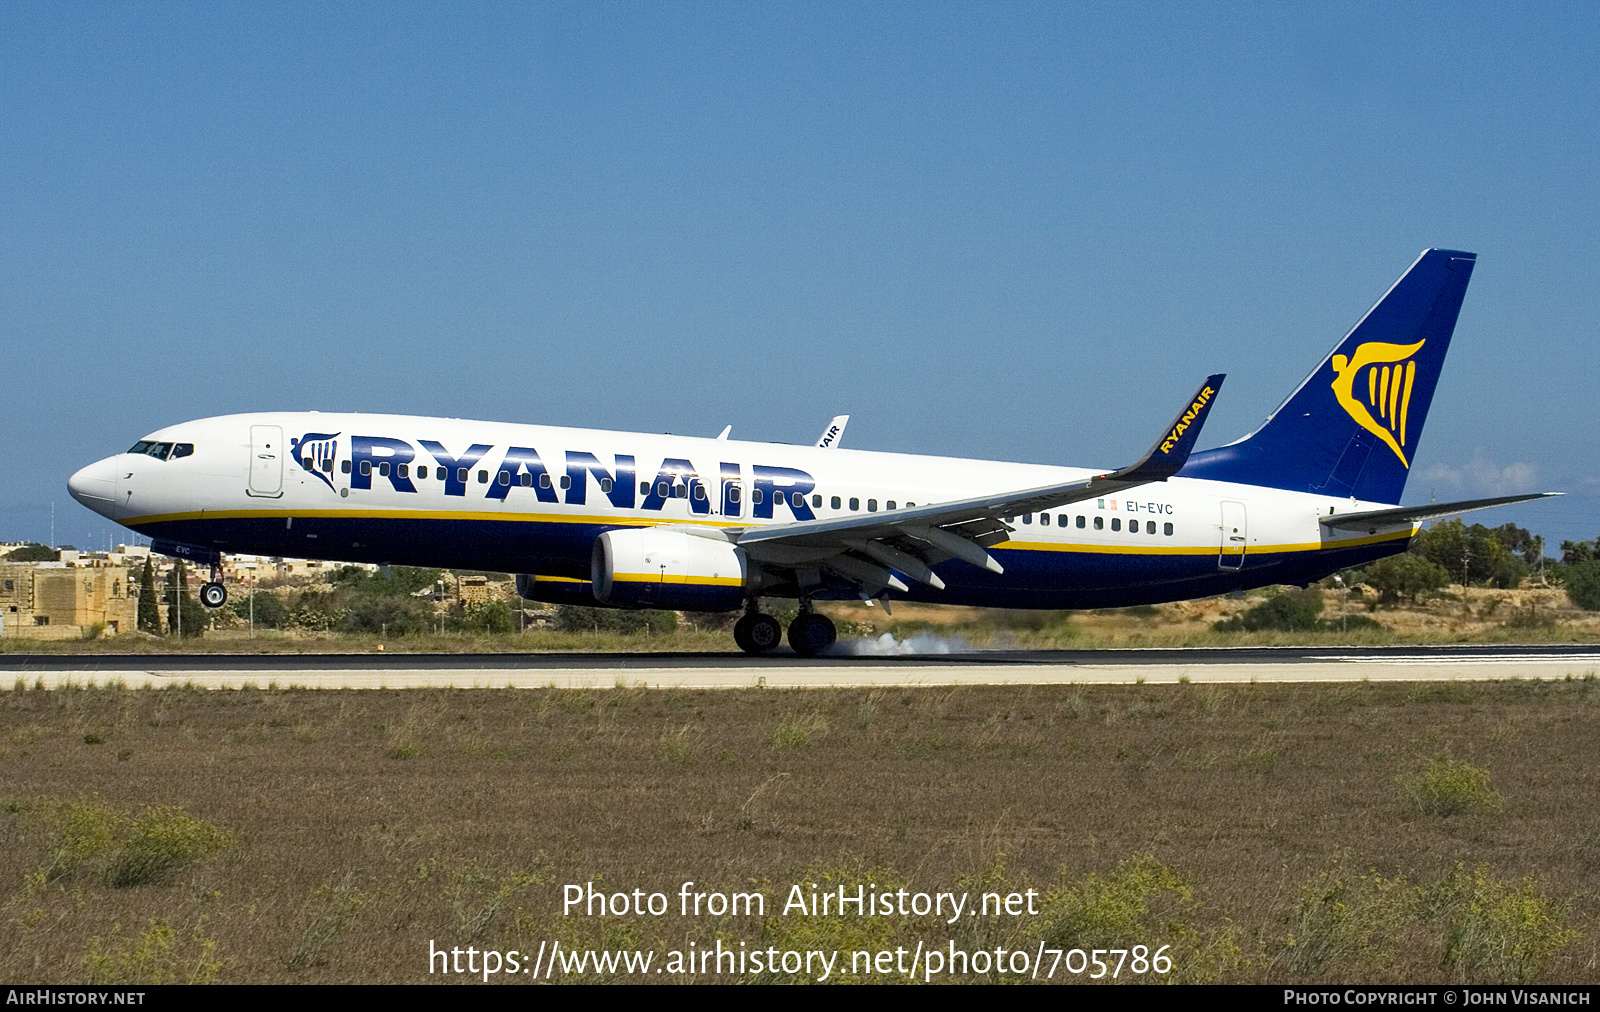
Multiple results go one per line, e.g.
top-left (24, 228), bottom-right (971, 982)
top-left (732, 603), bottom-right (837, 657)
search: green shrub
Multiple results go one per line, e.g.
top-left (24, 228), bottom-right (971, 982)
top-left (42, 799), bottom-right (120, 882)
top-left (231, 591), bottom-right (288, 628)
top-left (1272, 861), bottom-right (1418, 977)
top-left (1430, 864), bottom-right (1579, 983)
top-left (105, 807), bottom-right (234, 887)
top-left (1040, 852), bottom-right (1192, 949)
top-left (1361, 554), bottom-right (1451, 605)
top-left (462, 599), bottom-right (514, 634)
top-left (1564, 561), bottom-right (1600, 611)
top-left (1214, 588), bottom-right (1323, 632)
top-left (1401, 756), bottom-right (1502, 817)
top-left (282, 877), bottom-right (371, 972)
top-left (84, 919), bottom-right (219, 984)
top-left (338, 596), bottom-right (432, 635)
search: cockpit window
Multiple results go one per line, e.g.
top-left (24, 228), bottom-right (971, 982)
top-left (126, 441), bottom-right (194, 461)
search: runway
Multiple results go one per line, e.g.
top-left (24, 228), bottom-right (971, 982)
top-left (4, 644), bottom-right (1599, 690)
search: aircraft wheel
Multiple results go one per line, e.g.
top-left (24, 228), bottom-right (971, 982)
top-left (735, 614), bottom-right (782, 655)
top-left (788, 613), bottom-right (835, 658)
top-left (199, 582), bottom-right (228, 609)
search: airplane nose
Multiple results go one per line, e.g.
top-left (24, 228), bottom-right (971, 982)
top-left (68, 457), bottom-right (119, 514)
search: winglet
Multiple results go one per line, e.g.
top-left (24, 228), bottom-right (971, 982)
top-left (1102, 374), bottom-right (1225, 483)
top-left (815, 415), bottom-right (849, 448)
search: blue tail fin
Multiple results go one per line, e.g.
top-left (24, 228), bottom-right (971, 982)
top-left (1178, 249), bottom-right (1476, 503)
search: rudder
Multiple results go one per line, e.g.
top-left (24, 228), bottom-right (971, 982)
top-left (1178, 248), bottom-right (1476, 503)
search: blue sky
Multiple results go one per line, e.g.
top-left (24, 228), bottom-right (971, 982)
top-left (3, 3), bottom-right (1596, 552)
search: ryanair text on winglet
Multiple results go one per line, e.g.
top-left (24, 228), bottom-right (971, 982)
top-left (1158, 385), bottom-right (1215, 455)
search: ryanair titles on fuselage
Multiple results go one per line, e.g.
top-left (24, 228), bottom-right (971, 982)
top-left (290, 430), bottom-right (821, 520)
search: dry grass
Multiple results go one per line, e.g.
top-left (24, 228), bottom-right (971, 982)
top-left (2, 679), bottom-right (1598, 983)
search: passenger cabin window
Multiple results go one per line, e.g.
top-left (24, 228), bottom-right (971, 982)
top-left (1022, 514), bottom-right (1031, 525)
top-left (498, 470), bottom-right (511, 485)
top-left (322, 460), bottom-right (333, 473)
top-left (378, 461), bottom-right (391, 477)
top-left (477, 470), bottom-right (488, 483)
top-left (867, 499), bottom-right (878, 512)
top-left (752, 489), bottom-right (764, 504)
top-left (640, 481), bottom-right (650, 494)
top-left (360, 461), bottom-right (372, 476)
top-left (887, 500), bottom-right (897, 510)
top-left (1147, 521), bottom-right (1156, 534)
top-left (600, 477), bottom-right (613, 493)
top-left (397, 464), bottom-right (408, 478)
top-left (342, 460), bottom-right (353, 474)
top-left (559, 475), bottom-right (571, 489)
top-left (729, 486), bottom-right (741, 503)
top-left (520, 473), bottom-right (532, 487)
top-left (455, 468), bottom-right (466, 482)
top-left (539, 473), bottom-right (551, 488)
top-left (813, 495), bottom-right (823, 508)
top-left (694, 485), bottom-right (707, 501)
top-left (1076, 515), bottom-right (1085, 528)
top-left (1164, 522), bottom-right (1174, 536)
top-left (831, 496), bottom-right (841, 510)
top-left (849, 497), bottom-right (859, 511)
top-left (1111, 518), bottom-right (1121, 531)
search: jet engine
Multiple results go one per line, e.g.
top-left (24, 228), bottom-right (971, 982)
top-left (591, 528), bottom-right (749, 611)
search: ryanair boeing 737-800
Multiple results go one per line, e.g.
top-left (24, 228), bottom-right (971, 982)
top-left (67, 249), bottom-right (1557, 655)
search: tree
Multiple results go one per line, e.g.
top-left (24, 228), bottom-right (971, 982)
top-left (164, 561), bottom-right (205, 637)
top-left (5, 543), bottom-right (58, 562)
top-left (231, 591), bottom-right (288, 629)
top-left (137, 558), bottom-right (161, 633)
top-left (1361, 554), bottom-right (1451, 605)
top-left (1491, 523), bottom-right (1544, 567)
top-left (1565, 561), bottom-right (1600, 611)
top-left (1412, 520), bottom-right (1527, 588)
top-left (1561, 539), bottom-right (1597, 566)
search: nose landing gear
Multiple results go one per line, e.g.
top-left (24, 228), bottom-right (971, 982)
top-left (199, 559), bottom-right (228, 609)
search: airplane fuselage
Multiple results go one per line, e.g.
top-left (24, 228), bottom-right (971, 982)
top-left (69, 411), bottom-right (1412, 610)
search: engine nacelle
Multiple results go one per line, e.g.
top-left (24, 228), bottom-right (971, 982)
top-left (592, 528), bottom-right (748, 611)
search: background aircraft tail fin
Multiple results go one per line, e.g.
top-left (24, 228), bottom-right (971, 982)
top-left (1178, 248), bottom-right (1476, 504)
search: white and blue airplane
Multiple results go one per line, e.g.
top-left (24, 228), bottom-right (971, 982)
top-left (68, 249), bottom-right (1557, 655)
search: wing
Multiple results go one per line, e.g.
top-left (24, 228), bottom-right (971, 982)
top-left (721, 375), bottom-right (1224, 595)
top-left (1319, 492), bottom-right (1563, 532)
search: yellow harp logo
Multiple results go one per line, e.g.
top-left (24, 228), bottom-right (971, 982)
top-left (1330, 339), bottom-right (1425, 468)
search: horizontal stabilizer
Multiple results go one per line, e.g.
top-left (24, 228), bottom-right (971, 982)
top-left (1319, 492), bottom-right (1563, 530)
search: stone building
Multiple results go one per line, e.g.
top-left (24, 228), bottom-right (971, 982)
top-left (0, 562), bottom-right (139, 639)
